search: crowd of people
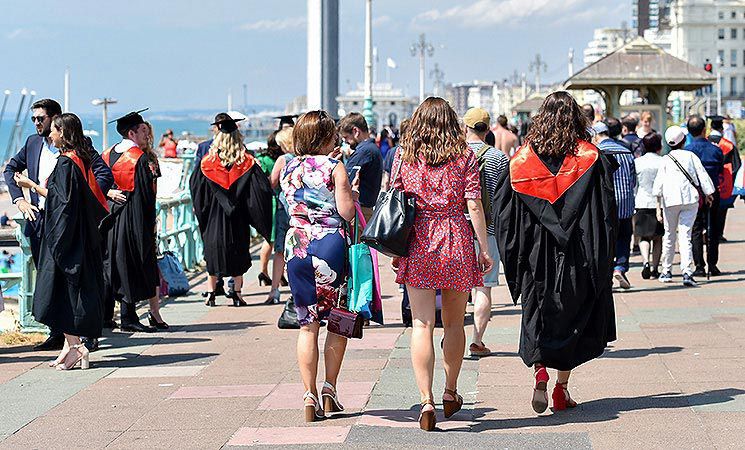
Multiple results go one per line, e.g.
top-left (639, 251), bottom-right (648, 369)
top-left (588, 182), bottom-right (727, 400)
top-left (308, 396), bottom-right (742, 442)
top-left (4, 92), bottom-right (741, 431)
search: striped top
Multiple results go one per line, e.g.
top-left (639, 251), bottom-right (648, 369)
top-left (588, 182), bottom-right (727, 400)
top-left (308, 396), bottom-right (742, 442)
top-left (468, 141), bottom-right (509, 235)
top-left (598, 139), bottom-right (636, 219)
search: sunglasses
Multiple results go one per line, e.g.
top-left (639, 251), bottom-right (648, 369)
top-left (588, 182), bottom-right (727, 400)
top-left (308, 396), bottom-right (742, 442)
top-left (31, 116), bottom-right (48, 123)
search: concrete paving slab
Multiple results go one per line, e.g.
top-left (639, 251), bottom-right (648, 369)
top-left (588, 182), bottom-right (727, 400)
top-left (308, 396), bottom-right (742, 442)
top-left (227, 425), bottom-right (351, 446)
top-left (169, 384), bottom-right (276, 399)
top-left (106, 364), bottom-right (205, 378)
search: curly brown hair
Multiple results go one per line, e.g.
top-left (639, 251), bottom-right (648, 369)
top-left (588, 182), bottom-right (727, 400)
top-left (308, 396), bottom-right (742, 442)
top-left (524, 91), bottom-right (591, 156)
top-left (400, 97), bottom-right (468, 166)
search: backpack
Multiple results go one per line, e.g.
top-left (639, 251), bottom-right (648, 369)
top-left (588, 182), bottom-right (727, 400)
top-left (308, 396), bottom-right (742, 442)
top-left (474, 144), bottom-right (493, 228)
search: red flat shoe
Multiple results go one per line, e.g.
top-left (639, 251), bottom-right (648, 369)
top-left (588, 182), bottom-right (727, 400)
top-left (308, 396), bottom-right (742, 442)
top-left (532, 364), bottom-right (549, 413)
top-left (552, 381), bottom-right (578, 411)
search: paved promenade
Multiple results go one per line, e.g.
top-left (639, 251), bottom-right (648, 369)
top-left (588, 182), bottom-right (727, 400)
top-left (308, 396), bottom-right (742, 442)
top-left (1, 207), bottom-right (745, 449)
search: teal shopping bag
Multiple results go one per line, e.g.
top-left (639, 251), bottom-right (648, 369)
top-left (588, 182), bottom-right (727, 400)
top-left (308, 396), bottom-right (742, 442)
top-left (348, 208), bottom-right (374, 318)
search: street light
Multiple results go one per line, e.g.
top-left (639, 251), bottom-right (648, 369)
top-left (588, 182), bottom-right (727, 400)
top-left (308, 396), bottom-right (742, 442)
top-left (715, 55), bottom-right (722, 115)
top-left (92, 97), bottom-right (117, 150)
top-left (411, 34), bottom-right (434, 103)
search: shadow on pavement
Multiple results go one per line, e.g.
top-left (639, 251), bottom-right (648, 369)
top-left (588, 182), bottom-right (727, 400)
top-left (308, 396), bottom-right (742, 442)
top-left (600, 346), bottom-right (683, 359)
top-left (468, 388), bottom-right (745, 432)
top-left (174, 321), bottom-right (264, 333)
top-left (95, 352), bottom-right (219, 368)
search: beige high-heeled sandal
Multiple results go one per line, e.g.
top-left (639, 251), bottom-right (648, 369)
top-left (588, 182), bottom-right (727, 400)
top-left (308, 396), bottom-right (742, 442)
top-left (56, 344), bottom-right (89, 371)
top-left (321, 382), bottom-right (344, 413)
top-left (303, 391), bottom-right (325, 422)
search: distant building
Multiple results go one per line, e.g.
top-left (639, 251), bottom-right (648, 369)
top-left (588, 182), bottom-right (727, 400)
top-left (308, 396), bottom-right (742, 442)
top-left (336, 83), bottom-right (416, 128)
top-left (671, 0), bottom-right (745, 111)
top-left (584, 28), bottom-right (630, 67)
top-left (633, 0), bottom-right (674, 35)
top-left (285, 95), bottom-right (307, 116)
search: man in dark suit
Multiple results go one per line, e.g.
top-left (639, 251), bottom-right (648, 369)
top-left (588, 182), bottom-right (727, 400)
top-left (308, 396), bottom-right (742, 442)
top-left (3, 98), bottom-right (114, 350)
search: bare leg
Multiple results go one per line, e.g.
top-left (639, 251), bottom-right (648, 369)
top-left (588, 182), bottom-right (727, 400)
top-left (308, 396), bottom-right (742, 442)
top-left (557, 370), bottom-right (571, 384)
top-left (639, 239), bottom-right (651, 265)
top-left (207, 275), bottom-right (217, 292)
top-left (471, 287), bottom-right (491, 346)
top-left (259, 241), bottom-right (272, 276)
top-left (651, 235), bottom-right (663, 269)
top-left (407, 285), bottom-right (436, 412)
top-left (268, 252), bottom-right (285, 301)
top-left (441, 289), bottom-right (469, 401)
top-left (323, 331), bottom-right (348, 388)
top-left (297, 322), bottom-right (320, 400)
top-left (148, 293), bottom-right (164, 323)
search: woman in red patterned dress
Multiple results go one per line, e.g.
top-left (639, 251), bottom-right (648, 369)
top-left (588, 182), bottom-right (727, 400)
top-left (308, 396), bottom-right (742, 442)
top-left (392, 97), bottom-right (493, 430)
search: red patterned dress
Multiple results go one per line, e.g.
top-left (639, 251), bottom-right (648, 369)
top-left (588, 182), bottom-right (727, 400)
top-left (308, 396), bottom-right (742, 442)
top-left (392, 149), bottom-right (483, 292)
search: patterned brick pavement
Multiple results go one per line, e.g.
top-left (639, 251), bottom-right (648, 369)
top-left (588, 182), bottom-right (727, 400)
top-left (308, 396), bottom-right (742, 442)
top-left (1, 207), bottom-right (744, 448)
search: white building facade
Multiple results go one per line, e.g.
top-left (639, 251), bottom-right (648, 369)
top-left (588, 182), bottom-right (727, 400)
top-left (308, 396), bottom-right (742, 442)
top-left (671, 0), bottom-right (745, 112)
top-left (336, 83), bottom-right (416, 128)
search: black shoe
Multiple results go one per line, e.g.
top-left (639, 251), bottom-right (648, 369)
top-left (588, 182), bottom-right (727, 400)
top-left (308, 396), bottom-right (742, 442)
top-left (82, 337), bottom-right (99, 352)
top-left (709, 266), bottom-right (722, 277)
top-left (641, 263), bottom-right (651, 280)
top-left (258, 273), bottom-right (272, 286)
top-left (228, 290), bottom-right (248, 307)
top-left (720, 236), bottom-right (728, 243)
top-left (148, 313), bottom-right (170, 330)
top-left (214, 279), bottom-right (226, 297)
top-left (280, 275), bottom-right (289, 287)
top-left (692, 267), bottom-right (707, 277)
top-left (205, 292), bottom-right (216, 307)
top-left (651, 268), bottom-right (660, 279)
top-left (103, 320), bottom-right (118, 329)
top-left (34, 334), bottom-right (65, 351)
top-left (120, 322), bottom-right (156, 333)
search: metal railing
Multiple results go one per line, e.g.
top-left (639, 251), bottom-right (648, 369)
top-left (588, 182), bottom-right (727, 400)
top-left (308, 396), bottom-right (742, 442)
top-left (7, 189), bottom-right (202, 332)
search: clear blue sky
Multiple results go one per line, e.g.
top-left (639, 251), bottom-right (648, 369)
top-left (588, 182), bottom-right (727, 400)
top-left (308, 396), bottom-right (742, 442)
top-left (1, 0), bottom-right (626, 114)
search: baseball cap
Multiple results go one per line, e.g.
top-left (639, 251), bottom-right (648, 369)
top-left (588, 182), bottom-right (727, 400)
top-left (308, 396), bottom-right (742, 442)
top-left (664, 125), bottom-right (687, 147)
top-left (592, 121), bottom-right (609, 135)
top-left (463, 108), bottom-right (491, 129)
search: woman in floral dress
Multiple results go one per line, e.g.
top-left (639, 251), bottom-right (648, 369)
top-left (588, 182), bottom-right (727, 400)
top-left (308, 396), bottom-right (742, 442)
top-left (280, 110), bottom-right (360, 422)
top-left (392, 97), bottom-right (493, 431)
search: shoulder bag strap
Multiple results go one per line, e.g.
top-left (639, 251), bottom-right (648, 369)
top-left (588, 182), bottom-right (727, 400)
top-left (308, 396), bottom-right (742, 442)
top-left (668, 153), bottom-right (700, 189)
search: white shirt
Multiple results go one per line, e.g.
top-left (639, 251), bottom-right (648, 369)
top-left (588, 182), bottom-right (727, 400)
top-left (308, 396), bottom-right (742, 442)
top-left (114, 139), bottom-right (136, 154)
top-left (37, 139), bottom-right (60, 209)
top-left (634, 152), bottom-right (662, 209)
top-left (652, 149), bottom-right (715, 208)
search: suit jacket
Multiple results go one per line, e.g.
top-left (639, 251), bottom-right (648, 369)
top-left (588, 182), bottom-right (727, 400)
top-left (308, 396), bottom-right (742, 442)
top-left (195, 138), bottom-right (213, 163)
top-left (3, 134), bottom-right (114, 237)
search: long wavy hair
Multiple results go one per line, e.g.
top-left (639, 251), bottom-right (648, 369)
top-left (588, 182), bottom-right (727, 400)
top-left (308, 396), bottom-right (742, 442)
top-left (524, 91), bottom-right (591, 156)
top-left (400, 97), bottom-right (468, 166)
top-left (261, 131), bottom-right (284, 160)
top-left (142, 122), bottom-right (160, 167)
top-left (52, 113), bottom-right (93, 168)
top-left (209, 129), bottom-right (246, 166)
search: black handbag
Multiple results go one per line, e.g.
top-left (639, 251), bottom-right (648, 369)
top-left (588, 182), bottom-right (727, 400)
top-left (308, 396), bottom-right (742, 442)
top-left (277, 297), bottom-right (300, 329)
top-left (361, 156), bottom-right (416, 257)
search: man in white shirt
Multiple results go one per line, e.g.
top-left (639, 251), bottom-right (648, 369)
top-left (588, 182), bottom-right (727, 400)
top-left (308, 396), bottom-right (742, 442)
top-left (652, 126), bottom-right (715, 287)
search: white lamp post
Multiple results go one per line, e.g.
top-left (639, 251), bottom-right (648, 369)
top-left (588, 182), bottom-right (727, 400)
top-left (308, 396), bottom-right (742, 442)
top-left (92, 98), bottom-right (118, 150)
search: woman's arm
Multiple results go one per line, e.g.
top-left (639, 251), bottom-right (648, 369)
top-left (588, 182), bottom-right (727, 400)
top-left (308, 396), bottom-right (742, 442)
top-left (333, 162), bottom-right (359, 222)
top-left (14, 172), bottom-right (48, 197)
top-left (270, 156), bottom-right (287, 190)
top-left (467, 199), bottom-right (494, 274)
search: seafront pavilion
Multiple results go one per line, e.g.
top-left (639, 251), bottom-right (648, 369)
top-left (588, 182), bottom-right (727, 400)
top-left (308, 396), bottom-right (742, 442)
top-left (1, 206), bottom-right (745, 448)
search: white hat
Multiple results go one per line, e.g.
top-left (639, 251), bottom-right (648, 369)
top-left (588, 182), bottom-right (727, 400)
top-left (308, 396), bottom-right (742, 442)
top-left (664, 126), bottom-right (687, 147)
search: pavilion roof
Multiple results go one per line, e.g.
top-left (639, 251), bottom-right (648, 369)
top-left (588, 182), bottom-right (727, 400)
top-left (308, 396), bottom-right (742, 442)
top-left (565, 37), bottom-right (715, 91)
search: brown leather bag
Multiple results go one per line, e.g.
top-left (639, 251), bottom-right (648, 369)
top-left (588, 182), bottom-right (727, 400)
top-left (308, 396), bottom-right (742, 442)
top-left (327, 306), bottom-right (364, 339)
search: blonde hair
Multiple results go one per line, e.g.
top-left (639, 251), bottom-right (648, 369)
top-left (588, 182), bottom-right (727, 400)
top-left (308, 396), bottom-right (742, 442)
top-left (275, 127), bottom-right (294, 154)
top-left (209, 129), bottom-right (246, 166)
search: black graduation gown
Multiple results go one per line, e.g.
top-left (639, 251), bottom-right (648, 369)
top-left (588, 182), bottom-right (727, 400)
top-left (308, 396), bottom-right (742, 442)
top-left (33, 156), bottom-right (108, 338)
top-left (189, 152), bottom-right (273, 277)
top-left (101, 151), bottom-right (159, 304)
top-left (494, 141), bottom-right (618, 371)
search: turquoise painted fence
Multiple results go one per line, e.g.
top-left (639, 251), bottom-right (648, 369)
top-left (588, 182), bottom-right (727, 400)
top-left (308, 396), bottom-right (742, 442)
top-left (10, 152), bottom-right (203, 332)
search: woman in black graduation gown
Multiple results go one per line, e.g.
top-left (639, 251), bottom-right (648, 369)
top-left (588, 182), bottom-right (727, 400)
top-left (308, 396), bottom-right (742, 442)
top-left (102, 110), bottom-right (167, 332)
top-left (494, 91), bottom-right (618, 413)
top-left (18, 113), bottom-right (109, 370)
top-left (189, 113), bottom-right (273, 307)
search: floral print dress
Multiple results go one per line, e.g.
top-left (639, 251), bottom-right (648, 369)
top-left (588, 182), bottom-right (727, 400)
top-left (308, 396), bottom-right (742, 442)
top-left (281, 155), bottom-right (348, 326)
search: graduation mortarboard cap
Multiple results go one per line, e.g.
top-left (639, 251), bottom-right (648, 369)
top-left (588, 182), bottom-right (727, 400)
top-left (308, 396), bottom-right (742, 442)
top-left (109, 108), bottom-right (148, 137)
top-left (211, 112), bottom-right (244, 133)
top-left (275, 114), bottom-right (299, 130)
top-left (707, 115), bottom-right (725, 129)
